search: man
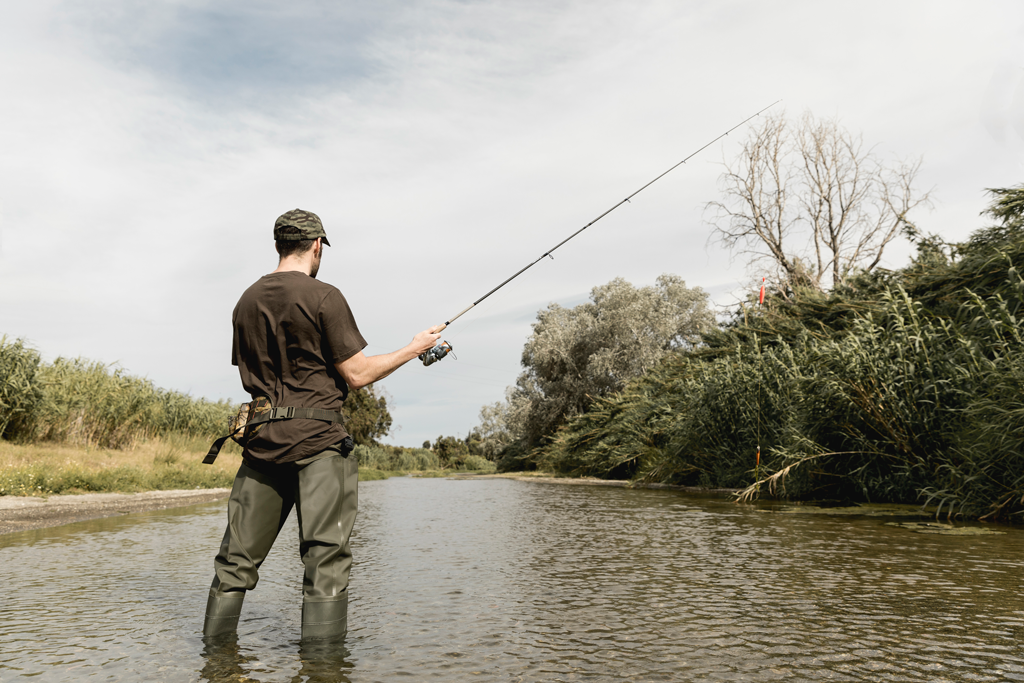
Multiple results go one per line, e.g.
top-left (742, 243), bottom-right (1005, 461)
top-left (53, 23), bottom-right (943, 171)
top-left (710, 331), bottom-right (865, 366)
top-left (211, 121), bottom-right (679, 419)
top-left (203, 209), bottom-right (441, 641)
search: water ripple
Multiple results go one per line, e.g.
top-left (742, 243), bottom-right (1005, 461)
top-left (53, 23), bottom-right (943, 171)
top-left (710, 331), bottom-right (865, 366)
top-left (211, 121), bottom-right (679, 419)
top-left (1, 479), bottom-right (1022, 681)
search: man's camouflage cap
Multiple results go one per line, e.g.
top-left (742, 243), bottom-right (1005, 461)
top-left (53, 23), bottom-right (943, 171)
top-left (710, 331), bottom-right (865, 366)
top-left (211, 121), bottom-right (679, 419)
top-left (273, 209), bottom-right (331, 247)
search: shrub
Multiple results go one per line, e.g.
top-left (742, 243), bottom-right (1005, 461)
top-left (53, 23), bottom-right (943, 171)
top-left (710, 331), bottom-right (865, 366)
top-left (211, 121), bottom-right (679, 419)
top-left (354, 445), bottom-right (439, 471)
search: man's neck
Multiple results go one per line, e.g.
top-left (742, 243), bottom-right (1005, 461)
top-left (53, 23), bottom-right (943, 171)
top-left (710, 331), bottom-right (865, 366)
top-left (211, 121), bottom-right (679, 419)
top-left (272, 258), bottom-right (311, 276)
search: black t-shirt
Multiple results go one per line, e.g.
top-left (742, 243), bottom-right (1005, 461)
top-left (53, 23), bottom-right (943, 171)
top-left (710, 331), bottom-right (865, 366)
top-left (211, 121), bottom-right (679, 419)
top-left (231, 271), bottom-right (367, 463)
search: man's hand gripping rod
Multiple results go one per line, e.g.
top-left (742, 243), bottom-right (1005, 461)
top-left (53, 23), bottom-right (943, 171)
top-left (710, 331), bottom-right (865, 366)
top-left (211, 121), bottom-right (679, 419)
top-left (419, 101), bottom-right (781, 366)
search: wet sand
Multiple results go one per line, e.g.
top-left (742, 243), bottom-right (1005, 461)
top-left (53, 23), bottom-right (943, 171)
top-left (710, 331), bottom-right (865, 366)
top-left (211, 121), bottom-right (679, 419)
top-left (0, 489), bottom-right (230, 535)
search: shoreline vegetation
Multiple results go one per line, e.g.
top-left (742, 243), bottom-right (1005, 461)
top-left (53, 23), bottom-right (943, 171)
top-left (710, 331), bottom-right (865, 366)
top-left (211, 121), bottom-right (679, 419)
top-left (0, 337), bottom-right (494, 498)
top-left (3, 185), bottom-right (1023, 523)
top-left (0, 439), bottom-right (496, 498)
top-left (482, 185), bottom-right (1024, 522)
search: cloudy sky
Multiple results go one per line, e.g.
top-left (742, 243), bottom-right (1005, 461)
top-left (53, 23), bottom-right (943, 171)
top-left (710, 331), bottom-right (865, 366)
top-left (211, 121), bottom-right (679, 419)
top-left (2, 0), bottom-right (1022, 447)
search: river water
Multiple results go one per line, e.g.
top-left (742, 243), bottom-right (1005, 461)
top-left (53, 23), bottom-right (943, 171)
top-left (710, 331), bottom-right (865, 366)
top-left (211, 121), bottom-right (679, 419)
top-left (1, 477), bottom-right (1022, 682)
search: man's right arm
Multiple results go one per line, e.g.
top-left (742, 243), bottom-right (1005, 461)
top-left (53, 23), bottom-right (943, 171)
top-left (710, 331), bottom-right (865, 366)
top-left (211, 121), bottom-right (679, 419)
top-left (335, 327), bottom-right (442, 389)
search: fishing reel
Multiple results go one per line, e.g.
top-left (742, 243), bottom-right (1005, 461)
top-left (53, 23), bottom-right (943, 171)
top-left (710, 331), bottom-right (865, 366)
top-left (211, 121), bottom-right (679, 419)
top-left (420, 340), bottom-right (455, 366)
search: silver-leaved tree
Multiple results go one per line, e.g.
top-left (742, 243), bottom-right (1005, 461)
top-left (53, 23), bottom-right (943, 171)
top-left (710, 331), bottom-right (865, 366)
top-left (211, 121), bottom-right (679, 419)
top-left (477, 274), bottom-right (712, 457)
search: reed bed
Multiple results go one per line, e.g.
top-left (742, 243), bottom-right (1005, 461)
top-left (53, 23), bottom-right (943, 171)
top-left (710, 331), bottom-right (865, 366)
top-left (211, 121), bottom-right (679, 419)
top-left (0, 338), bottom-right (477, 494)
top-left (0, 340), bottom-right (233, 449)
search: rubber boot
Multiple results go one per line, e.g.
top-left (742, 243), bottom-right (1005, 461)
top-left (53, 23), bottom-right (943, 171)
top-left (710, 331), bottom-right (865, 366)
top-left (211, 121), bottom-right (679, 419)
top-left (301, 592), bottom-right (348, 642)
top-left (203, 590), bottom-right (245, 638)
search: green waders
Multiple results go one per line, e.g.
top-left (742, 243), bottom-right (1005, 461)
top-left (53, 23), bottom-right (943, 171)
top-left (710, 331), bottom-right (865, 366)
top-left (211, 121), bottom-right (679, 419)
top-left (204, 449), bottom-right (358, 641)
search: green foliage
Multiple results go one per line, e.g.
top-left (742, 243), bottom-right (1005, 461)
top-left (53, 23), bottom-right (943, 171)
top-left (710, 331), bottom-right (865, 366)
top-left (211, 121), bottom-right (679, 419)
top-left (494, 439), bottom-right (532, 474)
top-left (475, 402), bottom-right (514, 461)
top-left (533, 344), bottom-right (799, 488)
top-left (0, 339), bottom-right (396, 454)
top-left (344, 384), bottom-right (393, 445)
top-left (431, 434), bottom-right (470, 467)
top-left (0, 460), bottom-right (234, 496)
top-left (0, 336), bottom-right (42, 438)
top-left (357, 467), bottom-right (394, 481)
top-left (353, 440), bottom-right (494, 474)
top-left (493, 274), bottom-right (712, 450)
top-left (0, 344), bottom-right (234, 449)
top-left (981, 184), bottom-right (1024, 229)
top-left (427, 433), bottom-right (495, 469)
top-left (492, 186), bottom-right (1024, 520)
top-left (461, 455), bottom-right (491, 471)
top-left (354, 444), bottom-right (440, 472)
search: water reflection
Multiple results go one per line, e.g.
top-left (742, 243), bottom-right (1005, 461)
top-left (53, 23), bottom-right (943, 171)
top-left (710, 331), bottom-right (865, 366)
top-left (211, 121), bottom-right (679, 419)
top-left (199, 636), bottom-right (251, 682)
top-left (1, 478), bottom-right (1022, 682)
top-left (199, 635), bottom-right (353, 683)
top-left (295, 639), bottom-right (355, 683)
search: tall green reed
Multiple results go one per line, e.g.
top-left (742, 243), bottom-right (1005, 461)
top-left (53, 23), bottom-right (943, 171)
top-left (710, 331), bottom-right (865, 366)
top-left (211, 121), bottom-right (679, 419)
top-left (0, 336), bottom-right (41, 438)
top-left (0, 337), bottom-right (235, 449)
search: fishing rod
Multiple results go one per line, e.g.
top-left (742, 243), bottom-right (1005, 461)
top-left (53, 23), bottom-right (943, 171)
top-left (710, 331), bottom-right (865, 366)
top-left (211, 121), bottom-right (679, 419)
top-left (420, 100), bottom-right (782, 366)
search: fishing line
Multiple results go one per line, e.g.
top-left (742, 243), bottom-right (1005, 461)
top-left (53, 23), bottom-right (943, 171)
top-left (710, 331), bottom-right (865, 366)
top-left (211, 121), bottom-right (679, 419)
top-left (420, 100), bottom-right (781, 367)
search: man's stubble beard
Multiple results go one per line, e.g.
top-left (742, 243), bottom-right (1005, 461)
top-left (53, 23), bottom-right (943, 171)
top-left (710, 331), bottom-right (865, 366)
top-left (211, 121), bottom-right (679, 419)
top-left (310, 245), bottom-right (322, 279)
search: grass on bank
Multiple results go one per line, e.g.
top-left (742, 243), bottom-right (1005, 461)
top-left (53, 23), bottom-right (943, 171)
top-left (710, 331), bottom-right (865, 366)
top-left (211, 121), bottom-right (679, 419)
top-left (0, 434), bottom-right (240, 496)
top-left (0, 439), bottom-right (496, 496)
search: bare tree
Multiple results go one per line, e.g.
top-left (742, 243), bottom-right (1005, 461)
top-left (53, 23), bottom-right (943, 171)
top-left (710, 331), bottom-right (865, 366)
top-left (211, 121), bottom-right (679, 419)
top-left (708, 112), bottom-right (931, 292)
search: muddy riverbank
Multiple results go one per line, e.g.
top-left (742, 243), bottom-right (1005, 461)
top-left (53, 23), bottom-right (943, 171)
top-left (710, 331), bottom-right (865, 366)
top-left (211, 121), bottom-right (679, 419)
top-left (0, 489), bottom-right (230, 534)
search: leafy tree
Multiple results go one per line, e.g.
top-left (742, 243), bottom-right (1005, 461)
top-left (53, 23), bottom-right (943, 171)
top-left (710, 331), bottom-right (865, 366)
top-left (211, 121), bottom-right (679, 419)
top-left (474, 400), bottom-right (514, 460)
top-left (431, 434), bottom-right (469, 467)
top-left (344, 384), bottom-right (393, 445)
top-left (491, 274), bottom-right (712, 451)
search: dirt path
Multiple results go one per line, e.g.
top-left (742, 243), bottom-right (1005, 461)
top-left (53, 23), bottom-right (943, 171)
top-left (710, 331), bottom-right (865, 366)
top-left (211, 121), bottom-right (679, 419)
top-left (0, 489), bottom-right (230, 535)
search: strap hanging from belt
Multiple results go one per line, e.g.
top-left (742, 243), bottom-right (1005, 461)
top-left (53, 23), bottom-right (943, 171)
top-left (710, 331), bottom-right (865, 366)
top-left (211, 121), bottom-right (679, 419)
top-left (202, 407), bottom-right (346, 465)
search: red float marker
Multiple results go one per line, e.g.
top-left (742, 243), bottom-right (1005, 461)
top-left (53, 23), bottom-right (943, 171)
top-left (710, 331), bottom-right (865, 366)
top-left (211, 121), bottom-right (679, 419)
top-left (759, 277), bottom-right (765, 306)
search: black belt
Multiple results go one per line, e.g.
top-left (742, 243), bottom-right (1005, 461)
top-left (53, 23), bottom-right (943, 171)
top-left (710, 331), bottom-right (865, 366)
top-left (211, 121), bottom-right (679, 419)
top-left (202, 407), bottom-right (346, 465)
